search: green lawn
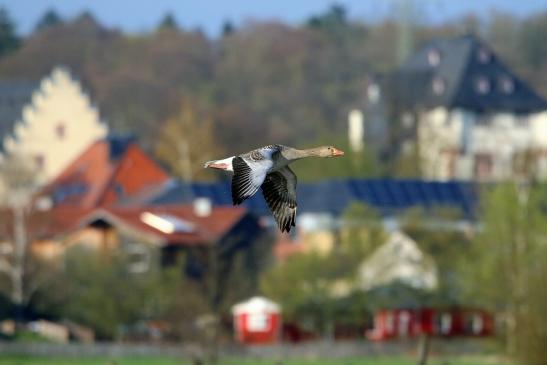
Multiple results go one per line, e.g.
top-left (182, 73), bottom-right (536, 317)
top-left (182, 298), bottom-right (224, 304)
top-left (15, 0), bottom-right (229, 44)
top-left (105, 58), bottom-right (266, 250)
top-left (0, 356), bottom-right (513, 365)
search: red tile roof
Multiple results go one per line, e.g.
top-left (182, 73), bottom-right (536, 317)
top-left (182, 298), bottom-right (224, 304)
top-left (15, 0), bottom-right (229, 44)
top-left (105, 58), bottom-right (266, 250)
top-left (77, 205), bottom-right (249, 246)
top-left (0, 206), bottom-right (93, 240)
top-left (39, 138), bottom-right (170, 208)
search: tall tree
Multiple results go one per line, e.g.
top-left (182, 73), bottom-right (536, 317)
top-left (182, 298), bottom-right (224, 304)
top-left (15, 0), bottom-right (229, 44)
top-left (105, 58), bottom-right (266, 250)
top-left (0, 7), bottom-right (20, 58)
top-left (34, 9), bottom-right (63, 32)
top-left (519, 12), bottom-right (547, 71)
top-left (0, 154), bottom-right (52, 324)
top-left (154, 97), bottom-right (224, 181)
top-left (461, 183), bottom-right (547, 364)
top-left (158, 12), bottom-right (179, 31)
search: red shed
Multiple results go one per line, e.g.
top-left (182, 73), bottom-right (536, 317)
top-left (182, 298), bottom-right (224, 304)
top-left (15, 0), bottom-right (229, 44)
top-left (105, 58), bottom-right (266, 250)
top-left (232, 296), bottom-right (281, 345)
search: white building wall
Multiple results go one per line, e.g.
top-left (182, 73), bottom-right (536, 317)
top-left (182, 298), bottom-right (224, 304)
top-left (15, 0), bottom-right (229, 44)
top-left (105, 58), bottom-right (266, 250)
top-left (418, 108), bottom-right (547, 181)
top-left (1, 67), bottom-right (108, 184)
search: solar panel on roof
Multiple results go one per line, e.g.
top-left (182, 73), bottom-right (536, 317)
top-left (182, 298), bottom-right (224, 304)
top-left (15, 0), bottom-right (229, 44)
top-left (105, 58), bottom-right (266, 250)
top-left (147, 179), bottom-right (478, 219)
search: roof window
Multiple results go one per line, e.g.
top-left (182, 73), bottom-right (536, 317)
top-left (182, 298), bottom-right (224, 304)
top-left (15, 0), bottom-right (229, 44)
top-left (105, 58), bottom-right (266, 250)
top-left (475, 77), bottom-right (490, 94)
top-left (499, 76), bottom-right (514, 94)
top-left (432, 76), bottom-right (446, 95)
top-left (427, 48), bottom-right (441, 67)
top-left (477, 48), bottom-right (491, 64)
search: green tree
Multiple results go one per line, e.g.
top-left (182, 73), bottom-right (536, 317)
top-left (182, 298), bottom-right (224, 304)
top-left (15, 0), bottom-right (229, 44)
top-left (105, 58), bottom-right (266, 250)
top-left (261, 203), bottom-right (385, 336)
top-left (461, 183), bottom-right (547, 364)
top-left (0, 8), bottom-right (20, 58)
top-left (158, 13), bottom-right (179, 32)
top-left (221, 20), bottom-right (235, 37)
top-left (307, 4), bottom-right (348, 35)
top-left (519, 12), bottom-right (547, 71)
top-left (400, 206), bottom-right (473, 306)
top-left (36, 248), bottom-right (189, 340)
top-left (34, 9), bottom-right (63, 32)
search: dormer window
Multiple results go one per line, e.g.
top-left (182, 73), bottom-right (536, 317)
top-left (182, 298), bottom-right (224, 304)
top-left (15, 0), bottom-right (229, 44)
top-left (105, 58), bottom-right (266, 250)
top-left (477, 48), bottom-right (491, 64)
top-left (432, 76), bottom-right (446, 95)
top-left (428, 48), bottom-right (441, 67)
top-left (475, 77), bottom-right (490, 94)
top-left (499, 76), bottom-right (515, 94)
top-left (56, 123), bottom-right (66, 139)
top-left (367, 83), bottom-right (380, 104)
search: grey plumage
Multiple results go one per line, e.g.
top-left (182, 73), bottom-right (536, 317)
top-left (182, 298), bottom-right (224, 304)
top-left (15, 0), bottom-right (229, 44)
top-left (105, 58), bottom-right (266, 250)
top-left (205, 144), bottom-right (344, 233)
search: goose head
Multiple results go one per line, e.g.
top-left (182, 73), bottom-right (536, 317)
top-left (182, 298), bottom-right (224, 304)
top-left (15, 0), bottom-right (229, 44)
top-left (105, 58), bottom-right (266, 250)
top-left (316, 146), bottom-right (345, 158)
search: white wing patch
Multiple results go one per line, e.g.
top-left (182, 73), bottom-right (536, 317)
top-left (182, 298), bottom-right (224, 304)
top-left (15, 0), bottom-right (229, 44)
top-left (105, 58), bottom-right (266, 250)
top-left (231, 156), bottom-right (273, 205)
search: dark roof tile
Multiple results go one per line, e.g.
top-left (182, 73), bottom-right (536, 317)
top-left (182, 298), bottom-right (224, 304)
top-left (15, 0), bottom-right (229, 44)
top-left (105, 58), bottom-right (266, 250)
top-left (386, 35), bottom-right (547, 113)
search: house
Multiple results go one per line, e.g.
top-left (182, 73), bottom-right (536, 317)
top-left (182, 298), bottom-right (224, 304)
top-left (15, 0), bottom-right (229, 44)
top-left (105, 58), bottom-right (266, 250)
top-left (365, 34), bottom-right (547, 182)
top-left (0, 67), bottom-right (108, 190)
top-left (29, 135), bottom-right (272, 274)
top-left (30, 203), bottom-right (270, 275)
top-left (36, 135), bottom-right (170, 209)
top-left (356, 230), bottom-right (438, 292)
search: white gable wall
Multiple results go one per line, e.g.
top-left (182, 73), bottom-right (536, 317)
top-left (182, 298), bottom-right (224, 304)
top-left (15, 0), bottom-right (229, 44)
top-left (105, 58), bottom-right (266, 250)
top-left (1, 67), bottom-right (108, 184)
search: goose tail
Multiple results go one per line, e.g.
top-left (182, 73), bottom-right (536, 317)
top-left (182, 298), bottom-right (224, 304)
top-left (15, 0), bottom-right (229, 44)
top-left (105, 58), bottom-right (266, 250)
top-left (203, 156), bottom-right (234, 171)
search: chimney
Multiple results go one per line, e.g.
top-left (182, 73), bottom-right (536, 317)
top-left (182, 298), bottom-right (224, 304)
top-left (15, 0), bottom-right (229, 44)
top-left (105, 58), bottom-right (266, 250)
top-left (348, 109), bottom-right (364, 153)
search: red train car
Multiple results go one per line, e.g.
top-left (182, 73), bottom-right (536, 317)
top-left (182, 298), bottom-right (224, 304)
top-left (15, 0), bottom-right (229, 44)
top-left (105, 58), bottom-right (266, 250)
top-left (366, 307), bottom-right (494, 341)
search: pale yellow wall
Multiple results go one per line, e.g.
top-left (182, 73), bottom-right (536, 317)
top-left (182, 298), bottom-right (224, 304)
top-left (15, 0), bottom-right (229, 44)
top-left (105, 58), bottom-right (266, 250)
top-left (417, 107), bottom-right (547, 181)
top-left (2, 67), bottom-right (108, 185)
top-left (300, 231), bottom-right (336, 255)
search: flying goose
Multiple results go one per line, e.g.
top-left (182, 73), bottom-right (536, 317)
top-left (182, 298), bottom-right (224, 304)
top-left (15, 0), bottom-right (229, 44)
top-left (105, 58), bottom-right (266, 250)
top-left (204, 145), bottom-right (344, 232)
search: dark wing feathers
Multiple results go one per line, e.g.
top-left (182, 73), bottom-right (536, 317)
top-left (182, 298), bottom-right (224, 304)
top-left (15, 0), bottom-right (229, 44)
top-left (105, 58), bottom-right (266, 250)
top-left (231, 146), bottom-right (298, 233)
top-left (261, 167), bottom-right (297, 233)
top-left (231, 156), bottom-right (271, 205)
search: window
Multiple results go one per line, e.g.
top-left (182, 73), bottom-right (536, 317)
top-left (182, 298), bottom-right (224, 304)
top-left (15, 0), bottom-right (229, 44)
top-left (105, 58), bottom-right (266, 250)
top-left (125, 244), bottom-right (150, 274)
top-left (434, 312), bottom-right (452, 335)
top-left (432, 76), bottom-right (445, 95)
top-left (499, 76), bottom-right (515, 94)
top-left (55, 123), bottom-right (66, 139)
top-left (475, 76), bottom-right (490, 94)
top-left (427, 48), bottom-right (441, 67)
top-left (477, 48), bottom-right (491, 64)
top-left (474, 153), bottom-right (493, 180)
top-left (367, 83), bottom-right (380, 104)
top-left (35, 155), bottom-right (44, 169)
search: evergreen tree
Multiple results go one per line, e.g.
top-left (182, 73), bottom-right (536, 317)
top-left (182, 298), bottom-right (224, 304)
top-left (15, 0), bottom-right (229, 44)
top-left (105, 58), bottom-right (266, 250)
top-left (157, 12), bottom-right (178, 31)
top-left (0, 7), bottom-right (20, 58)
top-left (34, 9), bottom-right (63, 32)
top-left (221, 20), bottom-right (235, 37)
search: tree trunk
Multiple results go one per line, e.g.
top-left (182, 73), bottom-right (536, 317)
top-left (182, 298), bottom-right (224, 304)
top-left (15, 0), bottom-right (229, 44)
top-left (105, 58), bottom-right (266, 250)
top-left (417, 333), bottom-right (430, 365)
top-left (12, 205), bottom-right (27, 324)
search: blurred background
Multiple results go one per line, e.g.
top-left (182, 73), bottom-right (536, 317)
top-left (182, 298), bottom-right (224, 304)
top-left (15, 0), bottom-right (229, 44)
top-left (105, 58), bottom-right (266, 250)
top-left (0, 0), bottom-right (545, 364)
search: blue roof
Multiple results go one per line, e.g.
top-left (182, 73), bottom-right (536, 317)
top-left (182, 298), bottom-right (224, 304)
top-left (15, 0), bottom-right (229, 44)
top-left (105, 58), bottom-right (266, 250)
top-left (148, 178), bottom-right (478, 219)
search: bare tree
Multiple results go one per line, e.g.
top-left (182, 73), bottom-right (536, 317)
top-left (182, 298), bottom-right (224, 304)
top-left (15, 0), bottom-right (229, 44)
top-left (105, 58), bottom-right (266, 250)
top-left (0, 154), bottom-right (43, 317)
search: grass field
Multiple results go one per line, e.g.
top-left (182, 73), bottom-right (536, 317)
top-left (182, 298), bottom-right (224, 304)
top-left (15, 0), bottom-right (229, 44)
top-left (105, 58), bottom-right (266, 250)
top-left (0, 355), bottom-right (514, 365)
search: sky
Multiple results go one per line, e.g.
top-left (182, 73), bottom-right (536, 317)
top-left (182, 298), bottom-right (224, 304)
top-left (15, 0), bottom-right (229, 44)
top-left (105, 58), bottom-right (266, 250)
top-left (2, 0), bottom-right (546, 36)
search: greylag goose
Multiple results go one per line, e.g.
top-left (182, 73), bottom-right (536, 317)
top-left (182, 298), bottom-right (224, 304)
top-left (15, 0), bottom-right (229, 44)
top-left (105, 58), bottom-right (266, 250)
top-left (204, 145), bottom-right (344, 232)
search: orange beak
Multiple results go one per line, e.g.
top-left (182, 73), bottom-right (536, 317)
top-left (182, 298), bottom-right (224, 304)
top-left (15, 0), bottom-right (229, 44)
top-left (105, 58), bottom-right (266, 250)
top-left (332, 148), bottom-right (345, 157)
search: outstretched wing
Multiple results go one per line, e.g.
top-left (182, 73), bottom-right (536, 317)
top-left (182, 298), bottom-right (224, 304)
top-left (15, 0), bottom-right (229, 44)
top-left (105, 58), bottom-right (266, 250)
top-left (231, 156), bottom-right (272, 205)
top-left (261, 166), bottom-right (297, 233)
